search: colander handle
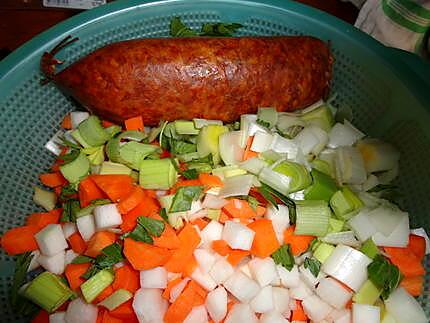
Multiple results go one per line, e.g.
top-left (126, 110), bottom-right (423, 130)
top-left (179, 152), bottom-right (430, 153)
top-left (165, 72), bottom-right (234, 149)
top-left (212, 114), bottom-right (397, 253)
top-left (389, 48), bottom-right (430, 89)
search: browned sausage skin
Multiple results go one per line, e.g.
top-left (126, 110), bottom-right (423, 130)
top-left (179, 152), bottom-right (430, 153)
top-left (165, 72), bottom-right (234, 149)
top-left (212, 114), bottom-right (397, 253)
top-left (42, 36), bottom-right (333, 125)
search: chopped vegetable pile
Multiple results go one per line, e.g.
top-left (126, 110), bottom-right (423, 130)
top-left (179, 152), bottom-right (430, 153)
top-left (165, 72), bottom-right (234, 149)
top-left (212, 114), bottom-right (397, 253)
top-left (1, 102), bottom-right (429, 323)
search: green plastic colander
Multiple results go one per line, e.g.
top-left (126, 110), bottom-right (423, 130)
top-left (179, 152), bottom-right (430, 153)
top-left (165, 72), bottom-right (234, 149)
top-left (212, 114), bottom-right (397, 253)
top-left (0, 0), bottom-right (429, 319)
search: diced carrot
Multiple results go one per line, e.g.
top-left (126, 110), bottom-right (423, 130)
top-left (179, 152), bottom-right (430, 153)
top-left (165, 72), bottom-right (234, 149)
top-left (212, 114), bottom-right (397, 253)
top-left (26, 209), bottom-right (61, 229)
top-left (124, 238), bottom-right (172, 270)
top-left (94, 285), bottom-right (114, 303)
top-left (218, 211), bottom-right (230, 224)
top-left (198, 173), bottom-right (224, 188)
top-left (164, 224), bottom-right (201, 273)
top-left (78, 176), bottom-right (106, 207)
top-left (211, 240), bottom-right (232, 256)
top-left (31, 310), bottom-right (49, 323)
top-left (85, 231), bottom-right (116, 258)
top-left (117, 186), bottom-right (145, 214)
top-left (248, 219), bottom-right (280, 258)
top-left (162, 277), bottom-right (183, 300)
top-left (400, 276), bottom-right (424, 296)
top-left (226, 300), bottom-right (237, 314)
top-left (408, 234), bottom-right (426, 260)
top-left (182, 255), bottom-right (198, 277)
top-left (188, 280), bottom-right (207, 306)
top-left (164, 282), bottom-right (196, 323)
top-left (100, 310), bottom-right (123, 323)
top-left (153, 225), bottom-right (181, 250)
top-left (124, 116), bottom-right (144, 131)
top-left (223, 199), bottom-right (257, 219)
top-left (291, 300), bottom-right (308, 321)
top-left (61, 113), bottom-right (72, 130)
top-left (384, 246), bottom-right (426, 277)
top-left (283, 226), bottom-right (315, 256)
top-left (0, 225), bottom-right (39, 255)
top-left (255, 206), bottom-right (266, 217)
top-left (39, 172), bottom-right (67, 188)
top-left (191, 218), bottom-right (209, 231)
top-left (112, 264), bottom-right (140, 293)
top-left (109, 299), bottom-right (139, 322)
top-left (97, 309), bottom-right (105, 323)
top-left (90, 175), bottom-right (134, 202)
top-left (227, 250), bottom-right (250, 266)
top-left (65, 262), bottom-right (91, 291)
top-left (243, 136), bottom-right (258, 161)
top-left (51, 161), bottom-right (62, 173)
top-left (120, 196), bottom-right (160, 232)
top-left (68, 232), bottom-right (87, 254)
top-left (102, 120), bottom-right (116, 128)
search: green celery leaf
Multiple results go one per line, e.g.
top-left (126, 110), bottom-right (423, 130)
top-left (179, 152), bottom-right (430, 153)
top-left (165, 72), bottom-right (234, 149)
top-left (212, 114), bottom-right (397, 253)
top-left (304, 257), bottom-right (322, 277)
top-left (170, 17), bottom-right (199, 37)
top-left (271, 245), bottom-right (295, 271)
top-left (200, 22), bottom-right (243, 36)
top-left (71, 255), bottom-right (94, 264)
top-left (367, 254), bottom-right (401, 300)
top-left (138, 217), bottom-right (165, 237)
top-left (170, 186), bottom-right (203, 213)
top-left (160, 208), bottom-right (169, 223)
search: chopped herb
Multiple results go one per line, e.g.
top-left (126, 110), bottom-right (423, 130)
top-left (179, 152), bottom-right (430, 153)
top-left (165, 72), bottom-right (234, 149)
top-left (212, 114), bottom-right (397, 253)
top-left (169, 139), bottom-right (197, 155)
top-left (170, 186), bottom-right (203, 213)
top-left (257, 119), bottom-right (271, 128)
top-left (304, 258), bottom-right (322, 277)
top-left (138, 216), bottom-right (165, 237)
top-left (200, 22), bottom-right (243, 36)
top-left (261, 184), bottom-right (296, 223)
top-left (170, 17), bottom-right (199, 37)
top-left (59, 183), bottom-right (78, 201)
top-left (160, 208), bottom-right (169, 222)
top-left (181, 168), bottom-right (199, 179)
top-left (71, 255), bottom-right (94, 264)
top-left (61, 149), bottom-right (80, 164)
top-left (272, 245), bottom-right (295, 271)
top-left (61, 199), bottom-right (81, 222)
top-left (123, 224), bottom-right (153, 244)
top-left (367, 254), bottom-right (401, 300)
top-left (82, 243), bottom-right (123, 279)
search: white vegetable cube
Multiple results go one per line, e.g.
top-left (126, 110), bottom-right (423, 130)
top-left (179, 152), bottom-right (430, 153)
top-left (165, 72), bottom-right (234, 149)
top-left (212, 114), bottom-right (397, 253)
top-left (65, 298), bottom-right (98, 323)
top-left (289, 281), bottom-right (313, 300)
top-left (184, 305), bottom-right (208, 323)
top-left (225, 303), bottom-right (258, 323)
top-left (194, 249), bottom-right (217, 273)
top-left (328, 122), bottom-right (365, 149)
top-left (65, 249), bottom-right (79, 265)
top-left (93, 204), bottom-right (122, 230)
top-left (191, 267), bottom-right (217, 291)
top-left (322, 245), bottom-right (372, 291)
top-left (223, 271), bottom-right (260, 303)
top-left (222, 221), bottom-right (255, 250)
top-left (277, 264), bottom-right (300, 288)
top-left (271, 133), bottom-right (299, 159)
top-left (35, 224), bottom-right (68, 256)
top-left (133, 288), bottom-right (168, 323)
top-left (250, 285), bottom-right (274, 313)
top-left (372, 213), bottom-right (409, 247)
top-left (38, 251), bottom-right (66, 275)
top-left (209, 257), bottom-right (234, 284)
top-left (348, 210), bottom-right (376, 242)
top-left (260, 311), bottom-right (290, 323)
top-left (70, 111), bottom-right (90, 129)
top-left (140, 266), bottom-right (167, 289)
top-left (329, 308), bottom-right (352, 323)
top-left (316, 277), bottom-right (352, 309)
top-left (352, 303), bottom-right (380, 323)
top-left (49, 311), bottom-right (66, 323)
top-left (28, 250), bottom-right (41, 272)
top-left (272, 287), bottom-right (290, 316)
top-left (206, 286), bottom-right (228, 322)
top-left (294, 126), bottom-right (320, 155)
top-left (202, 194), bottom-right (228, 209)
top-left (302, 294), bottom-right (332, 322)
top-left (299, 263), bottom-right (325, 288)
top-left (251, 131), bottom-right (274, 152)
top-left (248, 257), bottom-right (278, 287)
top-left (385, 287), bottom-right (428, 323)
top-left (265, 204), bottom-right (290, 244)
top-left (76, 214), bottom-right (96, 241)
top-left (335, 146), bottom-right (367, 185)
top-left (201, 220), bottom-right (224, 245)
top-left (62, 222), bottom-right (77, 239)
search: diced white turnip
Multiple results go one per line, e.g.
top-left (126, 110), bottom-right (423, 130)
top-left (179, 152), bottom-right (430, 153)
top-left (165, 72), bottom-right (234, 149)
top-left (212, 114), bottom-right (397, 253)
top-left (206, 286), bottom-right (228, 323)
top-left (223, 271), bottom-right (260, 303)
top-left (65, 249), bottom-right (79, 265)
top-left (348, 210), bottom-right (376, 242)
top-left (328, 308), bottom-right (352, 323)
top-left (62, 222), bottom-right (77, 239)
top-left (316, 277), bottom-right (352, 309)
top-left (328, 122), bottom-right (364, 149)
top-left (352, 303), bottom-right (380, 323)
top-left (302, 294), bottom-right (332, 322)
top-left (259, 311), bottom-right (290, 323)
top-left (28, 250), bottom-right (40, 272)
top-left (224, 303), bottom-right (258, 323)
top-left (299, 264), bottom-right (325, 288)
top-left (250, 285), bottom-right (274, 313)
top-left (49, 311), bottom-right (66, 323)
top-left (76, 214), bottom-right (96, 241)
top-left (170, 278), bottom-right (190, 303)
top-left (65, 297), bottom-right (98, 323)
top-left (384, 287), bottom-right (428, 323)
top-left (133, 288), bottom-right (168, 323)
top-left (35, 224), bottom-right (68, 256)
top-left (272, 287), bottom-right (290, 316)
top-left (289, 281), bottom-right (313, 300)
top-left (194, 249), bottom-right (217, 273)
top-left (93, 204), bottom-right (122, 229)
top-left (368, 206), bottom-right (406, 237)
top-left (372, 211), bottom-right (409, 247)
top-left (140, 266), bottom-right (167, 289)
top-left (277, 264), bottom-right (300, 288)
top-left (191, 267), bottom-right (217, 291)
top-left (294, 126), bottom-right (320, 155)
top-left (248, 257), bottom-right (278, 287)
top-left (38, 250), bottom-right (65, 275)
top-left (222, 221), bottom-right (255, 250)
top-left (251, 131), bottom-right (274, 152)
top-left (239, 262), bottom-right (253, 278)
top-left (322, 245), bottom-right (371, 291)
top-left (183, 305), bottom-right (208, 323)
top-left (265, 204), bottom-right (290, 244)
top-left (209, 257), bottom-right (234, 284)
top-left (202, 194), bottom-right (228, 209)
top-left (70, 111), bottom-right (90, 129)
top-left (201, 220), bottom-right (224, 246)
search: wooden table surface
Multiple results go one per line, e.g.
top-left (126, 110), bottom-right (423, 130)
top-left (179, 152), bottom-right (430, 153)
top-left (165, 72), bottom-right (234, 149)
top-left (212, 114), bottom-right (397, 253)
top-left (0, 0), bottom-right (358, 60)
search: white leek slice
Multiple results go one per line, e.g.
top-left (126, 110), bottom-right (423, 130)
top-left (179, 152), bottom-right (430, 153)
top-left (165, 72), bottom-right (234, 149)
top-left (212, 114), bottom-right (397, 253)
top-left (384, 287), bottom-right (428, 323)
top-left (240, 157), bottom-right (268, 175)
top-left (368, 205), bottom-right (406, 237)
top-left (218, 174), bottom-right (254, 198)
top-left (270, 133), bottom-right (299, 159)
top-left (219, 130), bottom-right (244, 165)
top-left (251, 131), bottom-right (274, 152)
top-left (293, 126), bottom-right (319, 155)
top-left (259, 167), bottom-right (291, 195)
top-left (193, 118), bottom-right (223, 128)
top-left (70, 111), bottom-right (90, 129)
top-left (372, 212), bottom-right (409, 247)
top-left (348, 209), bottom-right (377, 242)
top-left (44, 129), bottom-right (65, 156)
top-left (239, 114), bottom-right (257, 148)
top-left (328, 121), bottom-right (365, 148)
top-left (320, 231), bottom-right (360, 247)
top-left (335, 146), bottom-right (367, 185)
top-left (352, 303), bottom-right (380, 323)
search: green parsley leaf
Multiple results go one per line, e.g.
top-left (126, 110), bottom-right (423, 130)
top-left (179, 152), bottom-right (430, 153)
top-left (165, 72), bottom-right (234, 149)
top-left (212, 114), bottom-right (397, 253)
top-left (125, 225), bottom-right (153, 244)
top-left (271, 245), bottom-right (295, 271)
top-left (367, 255), bottom-right (401, 300)
top-left (181, 168), bottom-right (199, 179)
top-left (304, 258), bottom-right (322, 277)
top-left (170, 17), bottom-right (199, 37)
top-left (81, 243), bottom-right (124, 279)
top-left (59, 183), bottom-right (78, 201)
top-left (71, 255), bottom-right (94, 264)
top-left (170, 186), bottom-right (203, 213)
top-left (138, 216), bottom-right (165, 237)
top-left (160, 208), bottom-right (169, 223)
top-left (200, 22), bottom-right (243, 36)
